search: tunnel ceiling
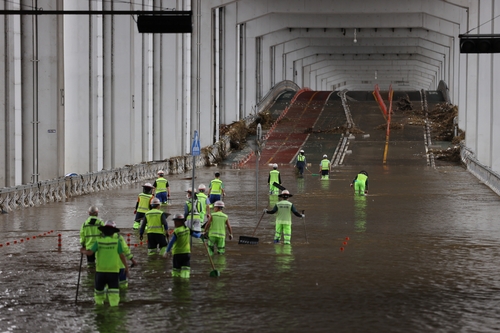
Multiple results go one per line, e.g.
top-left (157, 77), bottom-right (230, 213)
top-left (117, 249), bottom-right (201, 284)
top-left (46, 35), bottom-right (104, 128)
top-left (234, 0), bottom-right (465, 91)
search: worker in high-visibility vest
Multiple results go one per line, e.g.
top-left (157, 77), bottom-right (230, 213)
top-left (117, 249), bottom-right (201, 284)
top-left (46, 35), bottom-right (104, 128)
top-left (153, 170), bottom-right (170, 204)
top-left (319, 154), bottom-right (331, 180)
top-left (133, 183), bottom-right (154, 230)
top-left (79, 206), bottom-right (105, 268)
top-left (164, 213), bottom-right (202, 278)
top-left (185, 189), bottom-right (203, 232)
top-left (263, 190), bottom-right (304, 245)
top-left (197, 184), bottom-right (211, 227)
top-left (140, 197), bottom-right (170, 256)
top-left (80, 220), bottom-right (129, 306)
top-left (267, 163), bottom-right (282, 195)
top-left (350, 170), bottom-right (369, 195)
top-left (295, 150), bottom-right (307, 176)
top-left (203, 200), bottom-right (233, 255)
top-left (207, 172), bottom-right (225, 204)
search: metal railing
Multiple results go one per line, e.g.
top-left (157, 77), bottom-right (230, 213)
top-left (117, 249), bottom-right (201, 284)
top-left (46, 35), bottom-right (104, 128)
top-left (461, 143), bottom-right (500, 196)
top-left (0, 136), bottom-right (231, 212)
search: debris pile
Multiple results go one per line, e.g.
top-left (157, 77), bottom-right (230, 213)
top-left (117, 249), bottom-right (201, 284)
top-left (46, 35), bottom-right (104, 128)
top-left (220, 110), bottom-right (275, 150)
top-left (428, 103), bottom-right (458, 141)
top-left (396, 96), bottom-right (414, 112)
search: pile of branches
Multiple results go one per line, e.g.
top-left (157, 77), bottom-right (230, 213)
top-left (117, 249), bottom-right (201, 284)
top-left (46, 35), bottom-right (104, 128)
top-left (220, 110), bottom-right (274, 150)
top-left (428, 103), bottom-right (458, 141)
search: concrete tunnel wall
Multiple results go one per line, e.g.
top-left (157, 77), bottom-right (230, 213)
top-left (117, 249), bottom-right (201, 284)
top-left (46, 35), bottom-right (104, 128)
top-left (0, 0), bottom-right (499, 196)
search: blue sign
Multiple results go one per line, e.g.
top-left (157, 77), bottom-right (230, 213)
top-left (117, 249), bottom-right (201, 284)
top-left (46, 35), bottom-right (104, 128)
top-left (192, 130), bottom-right (201, 156)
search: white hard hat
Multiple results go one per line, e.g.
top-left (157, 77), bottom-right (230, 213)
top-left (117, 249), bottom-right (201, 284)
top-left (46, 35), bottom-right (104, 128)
top-left (198, 184), bottom-right (206, 190)
top-left (172, 213), bottom-right (185, 220)
top-left (157, 170), bottom-right (164, 175)
top-left (214, 200), bottom-right (225, 208)
top-left (151, 198), bottom-right (161, 205)
top-left (323, 154), bottom-right (328, 158)
top-left (272, 163), bottom-right (278, 168)
top-left (300, 150), bottom-right (305, 153)
top-left (144, 183), bottom-right (153, 188)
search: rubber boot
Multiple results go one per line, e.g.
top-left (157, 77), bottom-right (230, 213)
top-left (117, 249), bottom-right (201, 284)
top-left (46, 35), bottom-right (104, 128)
top-left (172, 268), bottom-right (181, 277)
top-left (180, 266), bottom-right (190, 278)
top-left (94, 289), bottom-right (106, 305)
top-left (107, 288), bottom-right (120, 307)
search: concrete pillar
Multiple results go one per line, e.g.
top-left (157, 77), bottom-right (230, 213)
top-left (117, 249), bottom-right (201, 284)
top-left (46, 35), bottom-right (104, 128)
top-left (21, 0), bottom-right (62, 183)
top-left (0, 1), bottom-right (22, 187)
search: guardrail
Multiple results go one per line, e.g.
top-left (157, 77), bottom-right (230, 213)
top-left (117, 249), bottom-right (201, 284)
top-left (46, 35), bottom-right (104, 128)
top-left (461, 143), bottom-right (500, 196)
top-left (0, 136), bottom-right (231, 213)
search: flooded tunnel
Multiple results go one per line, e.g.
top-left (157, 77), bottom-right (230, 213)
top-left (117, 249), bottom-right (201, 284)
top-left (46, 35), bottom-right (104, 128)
top-left (1, 89), bottom-right (500, 333)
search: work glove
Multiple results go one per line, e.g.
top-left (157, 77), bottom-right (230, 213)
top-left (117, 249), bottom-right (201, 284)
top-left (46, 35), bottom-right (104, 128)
top-left (349, 183), bottom-right (353, 187)
top-left (229, 234), bottom-right (233, 240)
top-left (131, 259), bottom-right (138, 268)
top-left (139, 235), bottom-right (143, 241)
top-left (263, 208), bottom-right (267, 213)
top-left (302, 214), bottom-right (305, 218)
top-left (167, 193), bottom-right (170, 198)
top-left (134, 210), bottom-right (137, 214)
top-left (364, 190), bottom-right (368, 195)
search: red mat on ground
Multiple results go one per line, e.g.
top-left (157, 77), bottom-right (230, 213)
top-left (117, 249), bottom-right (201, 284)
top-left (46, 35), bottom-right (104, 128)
top-left (247, 91), bottom-right (333, 166)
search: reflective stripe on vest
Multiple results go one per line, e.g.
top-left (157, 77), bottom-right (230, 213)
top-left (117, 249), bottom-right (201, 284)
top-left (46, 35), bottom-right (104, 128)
top-left (297, 155), bottom-right (305, 162)
top-left (208, 211), bottom-right (228, 238)
top-left (321, 159), bottom-right (330, 170)
top-left (95, 237), bottom-right (122, 273)
top-left (210, 179), bottom-right (223, 194)
top-left (155, 177), bottom-right (168, 193)
top-left (276, 200), bottom-right (293, 225)
top-left (81, 217), bottom-right (104, 248)
top-left (186, 199), bottom-right (201, 218)
top-left (357, 173), bottom-right (368, 183)
top-left (269, 170), bottom-right (280, 185)
top-left (145, 209), bottom-right (165, 234)
top-left (172, 226), bottom-right (191, 255)
top-left (137, 193), bottom-right (153, 213)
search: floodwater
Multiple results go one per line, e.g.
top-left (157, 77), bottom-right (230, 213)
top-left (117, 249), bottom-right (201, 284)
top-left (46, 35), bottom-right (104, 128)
top-left (2, 98), bottom-right (500, 333)
top-left (2, 166), bottom-right (500, 333)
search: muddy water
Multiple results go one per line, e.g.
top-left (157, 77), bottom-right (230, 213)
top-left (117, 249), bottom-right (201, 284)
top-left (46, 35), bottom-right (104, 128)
top-left (1, 163), bottom-right (500, 333)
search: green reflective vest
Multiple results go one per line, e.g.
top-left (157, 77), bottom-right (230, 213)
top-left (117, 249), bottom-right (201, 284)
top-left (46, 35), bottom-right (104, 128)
top-left (172, 226), bottom-right (191, 255)
top-left (210, 179), bottom-right (223, 194)
top-left (269, 170), bottom-right (280, 185)
top-left (357, 173), bottom-right (368, 183)
top-left (196, 192), bottom-right (208, 219)
top-left (186, 199), bottom-right (202, 218)
top-left (321, 159), bottom-right (330, 170)
top-left (80, 216), bottom-right (104, 248)
top-left (137, 193), bottom-right (153, 213)
top-left (145, 209), bottom-right (165, 234)
top-left (208, 211), bottom-right (228, 238)
top-left (90, 236), bottom-right (123, 273)
top-left (297, 155), bottom-right (305, 162)
top-left (275, 200), bottom-right (293, 225)
top-left (155, 177), bottom-right (168, 193)
top-left (114, 233), bottom-right (133, 269)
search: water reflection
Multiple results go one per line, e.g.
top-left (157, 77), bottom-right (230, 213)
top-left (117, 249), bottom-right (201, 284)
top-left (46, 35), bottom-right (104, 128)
top-left (213, 255), bottom-right (226, 273)
top-left (94, 305), bottom-right (128, 333)
top-left (296, 177), bottom-right (305, 194)
top-left (268, 194), bottom-right (278, 208)
top-left (321, 178), bottom-right (330, 190)
top-left (275, 245), bottom-right (293, 272)
top-left (353, 194), bottom-right (367, 233)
